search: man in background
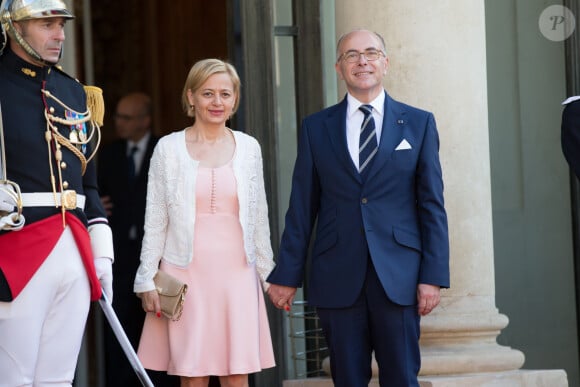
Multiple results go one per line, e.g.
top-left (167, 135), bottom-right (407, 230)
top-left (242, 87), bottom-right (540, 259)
top-left (98, 92), bottom-right (177, 386)
top-left (562, 96), bottom-right (580, 179)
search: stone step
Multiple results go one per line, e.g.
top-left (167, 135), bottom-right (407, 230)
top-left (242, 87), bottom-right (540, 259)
top-left (283, 370), bottom-right (568, 387)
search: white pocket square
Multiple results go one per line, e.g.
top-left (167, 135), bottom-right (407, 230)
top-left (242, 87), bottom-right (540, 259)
top-left (395, 139), bottom-right (412, 150)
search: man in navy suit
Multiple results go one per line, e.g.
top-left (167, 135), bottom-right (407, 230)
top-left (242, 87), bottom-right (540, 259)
top-left (562, 96), bottom-right (580, 179)
top-left (267, 29), bottom-right (450, 386)
top-left (98, 92), bottom-right (178, 386)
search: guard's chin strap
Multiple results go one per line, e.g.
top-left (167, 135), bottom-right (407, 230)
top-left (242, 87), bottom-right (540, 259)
top-left (4, 17), bottom-right (54, 66)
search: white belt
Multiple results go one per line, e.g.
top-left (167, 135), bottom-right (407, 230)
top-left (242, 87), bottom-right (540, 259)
top-left (21, 191), bottom-right (86, 210)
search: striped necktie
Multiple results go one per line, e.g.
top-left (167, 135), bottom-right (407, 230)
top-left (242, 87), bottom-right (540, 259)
top-left (359, 104), bottom-right (378, 174)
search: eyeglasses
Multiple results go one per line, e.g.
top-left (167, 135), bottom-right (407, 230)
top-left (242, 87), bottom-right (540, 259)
top-left (340, 49), bottom-right (384, 63)
top-left (114, 113), bottom-right (147, 121)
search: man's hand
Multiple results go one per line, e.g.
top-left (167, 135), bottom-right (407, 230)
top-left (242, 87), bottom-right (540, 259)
top-left (100, 195), bottom-right (113, 217)
top-left (0, 183), bottom-right (24, 230)
top-left (95, 257), bottom-right (113, 302)
top-left (417, 283), bottom-right (441, 316)
top-left (0, 183), bottom-right (16, 213)
top-left (267, 284), bottom-right (297, 311)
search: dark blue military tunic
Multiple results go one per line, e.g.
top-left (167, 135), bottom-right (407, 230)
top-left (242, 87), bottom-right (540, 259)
top-left (0, 46), bottom-right (109, 301)
top-left (0, 46), bottom-right (107, 227)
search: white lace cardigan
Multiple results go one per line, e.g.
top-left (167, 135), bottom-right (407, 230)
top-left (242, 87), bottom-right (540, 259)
top-left (133, 129), bottom-right (275, 293)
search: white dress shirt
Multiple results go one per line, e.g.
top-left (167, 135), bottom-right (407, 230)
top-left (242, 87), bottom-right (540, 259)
top-left (345, 92), bottom-right (385, 170)
top-left (127, 131), bottom-right (151, 176)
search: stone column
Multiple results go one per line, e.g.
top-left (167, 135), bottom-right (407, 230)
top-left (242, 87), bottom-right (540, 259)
top-left (335, 1), bottom-right (565, 385)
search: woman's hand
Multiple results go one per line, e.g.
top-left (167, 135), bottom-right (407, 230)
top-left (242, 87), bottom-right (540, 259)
top-left (138, 290), bottom-right (162, 318)
top-left (267, 284), bottom-right (296, 311)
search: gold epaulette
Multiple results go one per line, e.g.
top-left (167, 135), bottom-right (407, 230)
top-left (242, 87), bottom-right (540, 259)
top-left (83, 85), bottom-right (105, 127)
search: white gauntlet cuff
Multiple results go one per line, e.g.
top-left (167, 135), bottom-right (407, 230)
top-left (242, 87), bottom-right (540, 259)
top-left (88, 223), bottom-right (114, 262)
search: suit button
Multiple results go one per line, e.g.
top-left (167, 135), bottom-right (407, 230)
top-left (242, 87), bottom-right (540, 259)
top-left (361, 198), bottom-right (368, 204)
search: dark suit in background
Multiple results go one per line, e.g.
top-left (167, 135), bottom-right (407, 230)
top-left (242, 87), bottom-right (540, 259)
top-left (267, 30), bottom-right (450, 387)
top-left (562, 97), bottom-right (580, 179)
top-left (97, 92), bottom-right (178, 386)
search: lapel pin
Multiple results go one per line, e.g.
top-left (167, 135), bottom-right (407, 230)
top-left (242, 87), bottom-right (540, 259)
top-left (397, 119), bottom-right (404, 124)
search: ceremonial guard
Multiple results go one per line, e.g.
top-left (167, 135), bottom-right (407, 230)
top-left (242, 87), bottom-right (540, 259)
top-left (0, 1), bottom-right (114, 385)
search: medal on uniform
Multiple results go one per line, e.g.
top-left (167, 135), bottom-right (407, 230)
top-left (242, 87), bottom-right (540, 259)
top-left (69, 129), bottom-right (79, 143)
top-left (65, 110), bottom-right (88, 153)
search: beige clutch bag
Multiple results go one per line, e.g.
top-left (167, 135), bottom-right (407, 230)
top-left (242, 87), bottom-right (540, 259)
top-left (153, 270), bottom-right (188, 321)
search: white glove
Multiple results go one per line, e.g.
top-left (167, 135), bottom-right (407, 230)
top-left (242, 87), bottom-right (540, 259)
top-left (94, 257), bottom-right (113, 302)
top-left (0, 183), bottom-right (24, 231)
top-left (0, 183), bottom-right (16, 213)
top-left (0, 212), bottom-right (24, 230)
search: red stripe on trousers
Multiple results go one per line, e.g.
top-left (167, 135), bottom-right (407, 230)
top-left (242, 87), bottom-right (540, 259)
top-left (0, 213), bottom-right (102, 301)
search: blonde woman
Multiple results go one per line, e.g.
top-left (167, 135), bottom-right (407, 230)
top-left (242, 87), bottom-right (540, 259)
top-left (134, 59), bottom-right (275, 387)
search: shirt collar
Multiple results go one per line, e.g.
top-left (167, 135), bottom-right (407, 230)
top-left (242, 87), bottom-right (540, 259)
top-left (127, 131), bottom-right (151, 154)
top-left (346, 91), bottom-right (385, 119)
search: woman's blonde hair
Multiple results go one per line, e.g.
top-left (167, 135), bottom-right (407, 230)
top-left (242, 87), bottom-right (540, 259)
top-left (181, 58), bottom-right (241, 118)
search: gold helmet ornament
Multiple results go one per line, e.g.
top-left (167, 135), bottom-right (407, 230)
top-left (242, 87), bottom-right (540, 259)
top-left (0, 0), bottom-right (74, 63)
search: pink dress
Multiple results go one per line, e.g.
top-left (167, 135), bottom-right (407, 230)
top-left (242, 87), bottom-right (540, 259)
top-left (137, 160), bottom-right (275, 377)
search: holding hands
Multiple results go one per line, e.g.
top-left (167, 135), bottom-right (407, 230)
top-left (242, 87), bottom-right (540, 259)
top-left (267, 284), bottom-right (296, 311)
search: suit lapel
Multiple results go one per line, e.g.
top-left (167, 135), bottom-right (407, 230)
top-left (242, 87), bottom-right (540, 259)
top-left (366, 93), bottom-right (406, 181)
top-left (324, 98), bottom-right (361, 182)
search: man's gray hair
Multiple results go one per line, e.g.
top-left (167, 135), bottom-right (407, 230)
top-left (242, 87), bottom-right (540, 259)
top-left (335, 29), bottom-right (387, 62)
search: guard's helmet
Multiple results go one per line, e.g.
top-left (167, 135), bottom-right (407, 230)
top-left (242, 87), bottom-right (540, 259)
top-left (0, 0), bottom-right (74, 63)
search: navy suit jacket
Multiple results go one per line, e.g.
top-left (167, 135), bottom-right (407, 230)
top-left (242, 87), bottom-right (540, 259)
top-left (97, 135), bottom-right (158, 273)
top-left (562, 99), bottom-right (580, 179)
top-left (268, 92), bottom-right (450, 308)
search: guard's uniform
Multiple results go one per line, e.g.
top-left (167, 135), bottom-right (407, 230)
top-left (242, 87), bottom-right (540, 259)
top-left (0, 45), bottom-right (113, 386)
